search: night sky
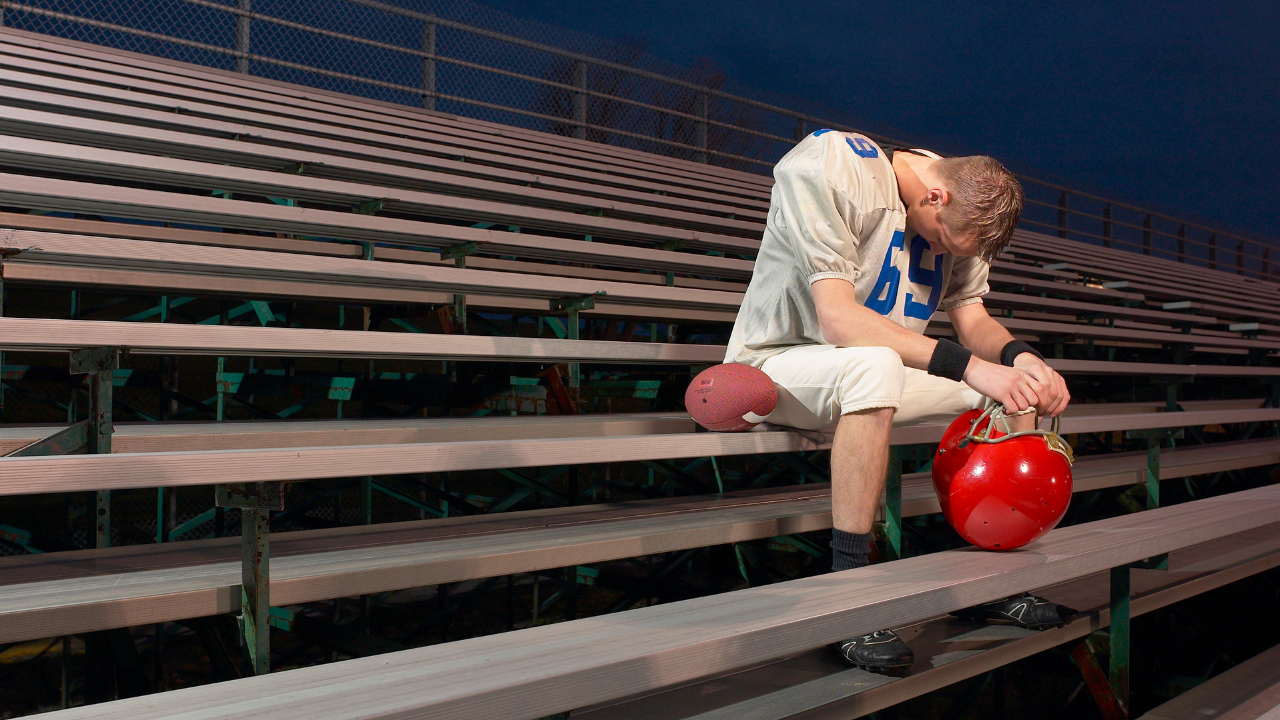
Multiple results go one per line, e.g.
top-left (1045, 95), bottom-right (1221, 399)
top-left (473, 0), bottom-right (1278, 242)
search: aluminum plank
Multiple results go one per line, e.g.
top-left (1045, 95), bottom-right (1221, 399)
top-left (0, 173), bottom-right (755, 277)
top-left (0, 229), bottom-right (745, 312)
top-left (0, 134), bottom-right (761, 252)
top-left (0, 29), bottom-right (774, 193)
top-left (34, 484), bottom-right (1280, 720)
top-left (577, 522), bottom-right (1280, 720)
top-left (2, 437), bottom-right (1273, 645)
top-left (0, 63), bottom-right (768, 213)
top-left (0, 405), bottom-right (1273, 495)
top-left (0, 316), bottom-right (724, 362)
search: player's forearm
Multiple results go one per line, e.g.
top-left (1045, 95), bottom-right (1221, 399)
top-left (950, 304), bottom-right (1017, 364)
top-left (817, 301), bottom-right (939, 369)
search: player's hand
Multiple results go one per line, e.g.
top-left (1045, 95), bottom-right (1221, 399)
top-left (962, 358), bottom-right (1040, 414)
top-left (1013, 354), bottom-right (1071, 417)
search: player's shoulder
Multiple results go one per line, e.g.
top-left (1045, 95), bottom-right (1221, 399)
top-left (777, 130), bottom-right (898, 210)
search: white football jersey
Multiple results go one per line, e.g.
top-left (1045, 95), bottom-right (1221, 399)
top-left (725, 130), bottom-right (990, 367)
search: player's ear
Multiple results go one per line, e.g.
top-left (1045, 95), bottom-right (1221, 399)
top-left (920, 187), bottom-right (948, 208)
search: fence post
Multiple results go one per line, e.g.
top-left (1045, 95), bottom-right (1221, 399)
top-left (1057, 191), bottom-right (1068, 239)
top-left (571, 60), bottom-right (587, 140)
top-left (793, 118), bottom-right (807, 142)
top-left (694, 92), bottom-right (708, 164)
top-left (1101, 203), bottom-right (1112, 248)
top-left (234, 0), bottom-right (251, 74)
top-left (1176, 224), bottom-right (1186, 263)
top-left (421, 21), bottom-right (436, 111)
top-left (1142, 214), bottom-right (1152, 256)
top-left (1207, 232), bottom-right (1216, 269)
top-left (1237, 241), bottom-right (1245, 275)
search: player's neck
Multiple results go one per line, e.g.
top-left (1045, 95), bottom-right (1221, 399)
top-left (893, 152), bottom-right (930, 210)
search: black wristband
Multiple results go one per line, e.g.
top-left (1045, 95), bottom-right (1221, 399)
top-left (928, 338), bottom-right (972, 383)
top-left (1000, 340), bottom-right (1044, 367)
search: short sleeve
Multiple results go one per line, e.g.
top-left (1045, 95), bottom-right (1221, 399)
top-left (941, 255), bottom-right (990, 311)
top-left (770, 134), bottom-right (864, 287)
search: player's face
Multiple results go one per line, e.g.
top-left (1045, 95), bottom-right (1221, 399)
top-left (914, 206), bottom-right (979, 257)
top-left (934, 223), bottom-right (980, 257)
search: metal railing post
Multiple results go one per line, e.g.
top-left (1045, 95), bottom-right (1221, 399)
top-left (694, 92), bottom-right (708, 163)
top-left (1101, 203), bottom-right (1112, 248)
top-left (1176, 224), bottom-right (1186, 263)
top-left (421, 21), bottom-right (436, 111)
top-left (1142, 214), bottom-right (1152, 256)
top-left (571, 60), bottom-right (588, 140)
top-left (1207, 231), bottom-right (1216, 269)
top-left (793, 118), bottom-right (807, 142)
top-left (1057, 191), bottom-right (1068, 239)
top-left (235, 0), bottom-right (251, 74)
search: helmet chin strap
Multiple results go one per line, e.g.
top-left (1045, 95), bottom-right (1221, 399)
top-left (958, 404), bottom-right (1075, 465)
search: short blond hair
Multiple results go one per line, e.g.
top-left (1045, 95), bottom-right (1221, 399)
top-left (933, 156), bottom-right (1024, 263)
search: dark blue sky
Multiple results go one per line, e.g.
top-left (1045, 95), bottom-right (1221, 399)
top-left (475, 0), bottom-right (1278, 241)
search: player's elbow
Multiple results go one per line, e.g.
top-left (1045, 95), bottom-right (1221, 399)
top-left (812, 279), bottom-right (857, 346)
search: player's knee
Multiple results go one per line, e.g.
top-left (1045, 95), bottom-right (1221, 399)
top-left (836, 346), bottom-right (906, 402)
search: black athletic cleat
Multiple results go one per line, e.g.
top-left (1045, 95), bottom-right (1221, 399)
top-left (832, 629), bottom-right (915, 673)
top-left (952, 593), bottom-right (1075, 629)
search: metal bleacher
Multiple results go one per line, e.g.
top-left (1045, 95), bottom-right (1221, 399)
top-left (0, 25), bottom-right (1278, 720)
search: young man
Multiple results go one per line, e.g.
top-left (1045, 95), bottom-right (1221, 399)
top-left (725, 129), bottom-right (1072, 672)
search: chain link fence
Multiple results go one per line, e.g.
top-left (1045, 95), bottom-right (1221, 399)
top-left (0, 0), bottom-right (1276, 274)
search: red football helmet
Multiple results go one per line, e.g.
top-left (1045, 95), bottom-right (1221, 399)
top-left (932, 406), bottom-right (1074, 551)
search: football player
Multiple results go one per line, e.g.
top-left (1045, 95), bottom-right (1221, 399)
top-left (726, 129), bottom-right (1071, 672)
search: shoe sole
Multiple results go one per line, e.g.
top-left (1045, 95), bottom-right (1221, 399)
top-left (846, 661), bottom-right (914, 673)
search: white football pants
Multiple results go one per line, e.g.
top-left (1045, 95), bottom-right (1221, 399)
top-left (758, 344), bottom-right (985, 430)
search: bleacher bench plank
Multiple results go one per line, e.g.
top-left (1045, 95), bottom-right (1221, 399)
top-left (34, 484), bottom-right (1280, 720)
top-left (574, 521), bottom-right (1280, 720)
top-left (3, 437), bottom-right (1275, 645)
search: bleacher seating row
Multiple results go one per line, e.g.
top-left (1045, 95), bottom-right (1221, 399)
top-left (36, 485), bottom-right (1280, 720)
top-left (0, 25), bottom-right (1276, 720)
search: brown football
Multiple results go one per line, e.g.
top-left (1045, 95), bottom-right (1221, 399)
top-left (685, 363), bottom-right (778, 432)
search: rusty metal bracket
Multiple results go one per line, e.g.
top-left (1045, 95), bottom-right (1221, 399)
top-left (69, 348), bottom-right (118, 549)
top-left (440, 242), bottom-right (481, 261)
top-left (549, 292), bottom-right (604, 315)
top-left (69, 347), bottom-right (119, 376)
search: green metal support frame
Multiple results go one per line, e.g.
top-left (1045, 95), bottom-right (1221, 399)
top-left (215, 481), bottom-right (286, 675)
top-left (883, 446), bottom-right (904, 561)
top-left (1124, 427), bottom-right (1183, 570)
top-left (550, 293), bottom-right (606, 389)
top-left (442, 242), bottom-right (481, 336)
top-left (1075, 426), bottom-right (1185, 718)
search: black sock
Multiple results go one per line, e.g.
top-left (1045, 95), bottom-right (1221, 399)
top-left (831, 529), bottom-right (872, 572)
